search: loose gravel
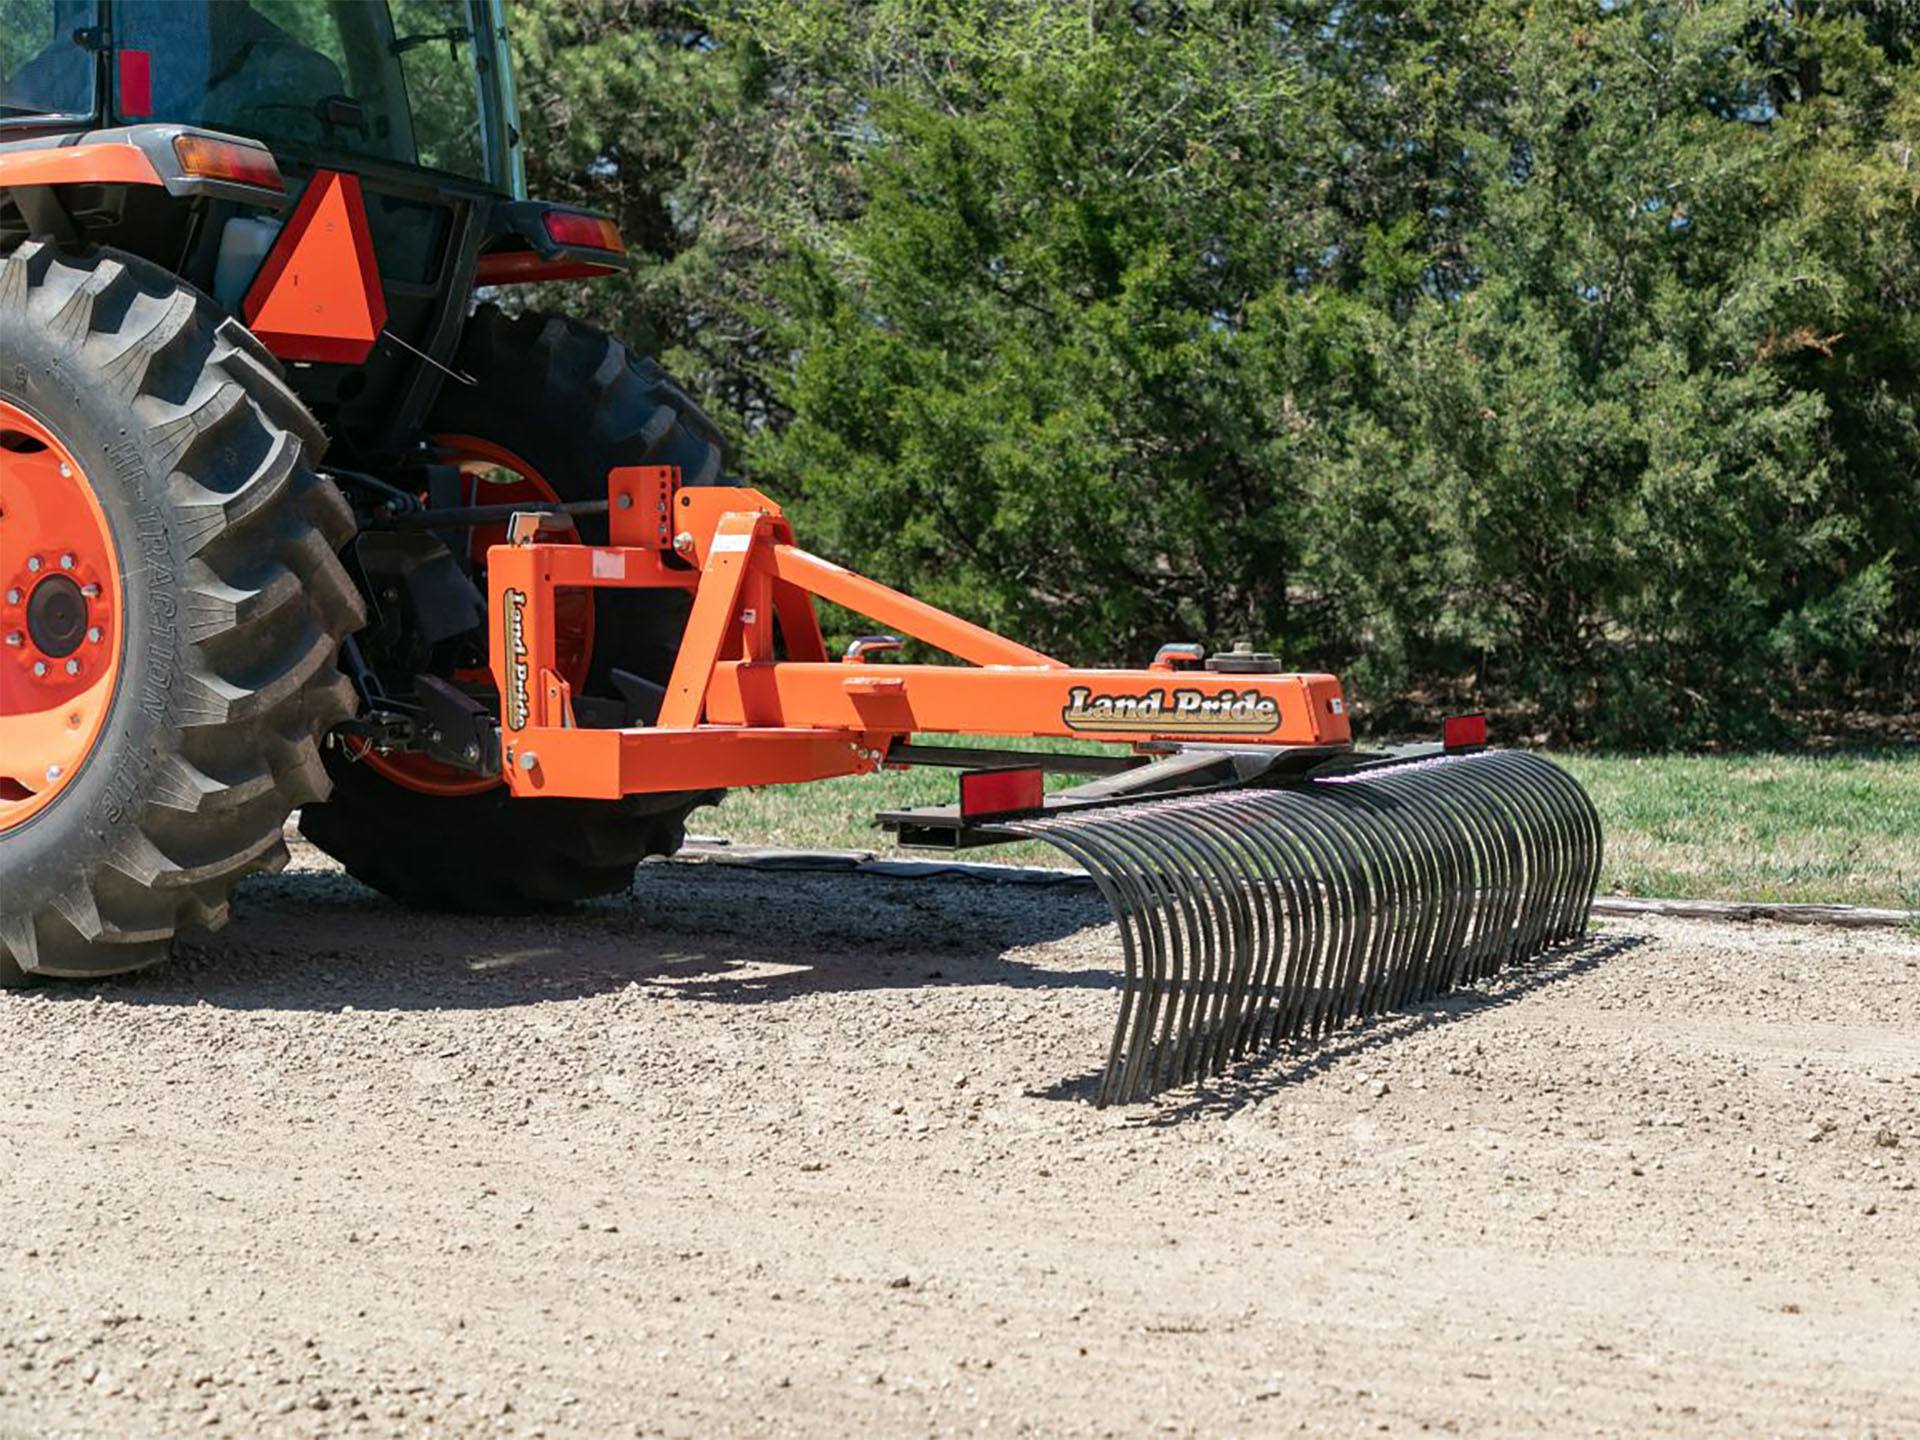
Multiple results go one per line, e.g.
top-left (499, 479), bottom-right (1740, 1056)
top-left (2, 841), bottom-right (1917, 1437)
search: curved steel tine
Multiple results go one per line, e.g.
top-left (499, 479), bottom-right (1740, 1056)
top-left (1125, 809), bottom-right (1224, 1095)
top-left (1009, 818), bottom-right (1140, 1108)
top-left (1448, 755), bottom-right (1547, 965)
top-left (1253, 793), bottom-right (1334, 1051)
top-left (1480, 752), bottom-right (1565, 962)
top-left (1352, 787), bottom-right (1420, 1021)
top-left (1273, 785), bottom-right (1368, 1040)
top-left (1029, 812), bottom-right (1182, 1105)
top-left (1227, 792), bottom-right (1332, 1054)
top-left (1496, 752), bottom-right (1567, 961)
top-left (1394, 760), bottom-right (1488, 994)
top-left (1348, 773), bottom-right (1452, 1011)
top-left (1518, 751), bottom-right (1585, 950)
top-left (1112, 805), bottom-right (1221, 1091)
top-left (1170, 795), bottom-right (1274, 1080)
top-left (1073, 814), bottom-right (1192, 1104)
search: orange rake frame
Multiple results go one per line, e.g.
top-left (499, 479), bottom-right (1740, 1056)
top-left (485, 467), bottom-right (1353, 799)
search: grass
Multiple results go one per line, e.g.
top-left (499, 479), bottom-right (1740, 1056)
top-left (694, 739), bottom-right (1920, 910)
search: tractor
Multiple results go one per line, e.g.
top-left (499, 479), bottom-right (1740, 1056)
top-left (0, 1), bottom-right (1600, 1105)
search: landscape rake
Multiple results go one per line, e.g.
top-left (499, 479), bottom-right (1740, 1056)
top-left (489, 470), bottom-right (1603, 1104)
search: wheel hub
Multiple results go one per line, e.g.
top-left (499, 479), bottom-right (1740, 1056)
top-left (25, 573), bottom-right (87, 658)
top-left (0, 401), bottom-right (122, 830)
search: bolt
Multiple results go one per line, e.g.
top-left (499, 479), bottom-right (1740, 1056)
top-left (87, 627), bottom-right (101, 644)
top-left (64, 659), bottom-right (79, 676)
top-left (45, 765), bottom-right (61, 782)
top-left (81, 583), bottom-right (100, 598)
top-left (673, 531), bottom-right (694, 553)
top-left (518, 751), bottom-right (539, 771)
top-left (59, 553), bottom-right (75, 570)
top-left (462, 743), bottom-right (480, 763)
top-left (616, 494), bottom-right (633, 510)
top-left (58, 463), bottom-right (70, 478)
top-left (4, 588), bottom-right (18, 605)
top-left (32, 660), bottom-right (47, 677)
top-left (4, 632), bottom-right (20, 647)
top-left (26, 555), bottom-right (42, 573)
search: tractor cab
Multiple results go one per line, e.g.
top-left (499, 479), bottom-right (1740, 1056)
top-left (0, 0), bottom-right (625, 453)
top-left (1, 0), bottom-right (522, 194)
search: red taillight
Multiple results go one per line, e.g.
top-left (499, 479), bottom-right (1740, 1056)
top-left (173, 135), bottom-right (284, 192)
top-left (1442, 713), bottom-right (1488, 751)
top-left (542, 210), bottom-right (625, 253)
top-left (117, 50), bottom-right (152, 119)
top-left (959, 767), bottom-right (1045, 823)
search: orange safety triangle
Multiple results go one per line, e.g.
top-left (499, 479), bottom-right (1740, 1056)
top-left (242, 169), bottom-right (387, 365)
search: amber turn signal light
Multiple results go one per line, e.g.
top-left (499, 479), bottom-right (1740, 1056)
top-left (172, 134), bottom-right (284, 192)
top-left (542, 209), bottom-right (624, 253)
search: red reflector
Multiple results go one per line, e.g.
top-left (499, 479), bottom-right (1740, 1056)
top-left (1442, 713), bottom-right (1488, 751)
top-left (959, 767), bottom-right (1045, 823)
top-left (542, 209), bottom-right (625, 253)
top-left (173, 134), bottom-right (284, 191)
top-left (117, 49), bottom-right (152, 119)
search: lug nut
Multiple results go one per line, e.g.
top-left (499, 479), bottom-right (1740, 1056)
top-left (4, 632), bottom-right (20, 647)
top-left (673, 531), bottom-right (694, 552)
top-left (26, 555), bottom-right (42, 573)
top-left (59, 553), bottom-right (75, 570)
top-left (32, 660), bottom-right (47, 676)
top-left (64, 659), bottom-right (80, 676)
top-left (87, 626), bottom-right (101, 643)
top-left (4, 588), bottom-right (18, 605)
top-left (81, 584), bottom-right (100, 598)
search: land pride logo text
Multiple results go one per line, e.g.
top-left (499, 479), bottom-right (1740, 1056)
top-left (503, 588), bottom-right (531, 731)
top-left (1061, 686), bottom-right (1281, 735)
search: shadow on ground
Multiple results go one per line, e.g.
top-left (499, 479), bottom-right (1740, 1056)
top-left (1079, 931), bottom-right (1648, 1123)
top-left (41, 857), bottom-right (1119, 1014)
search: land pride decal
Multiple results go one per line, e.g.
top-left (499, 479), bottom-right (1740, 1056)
top-left (1061, 685), bottom-right (1282, 735)
top-left (503, 588), bottom-right (531, 731)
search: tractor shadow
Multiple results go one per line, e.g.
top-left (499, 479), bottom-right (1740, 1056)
top-left (53, 853), bottom-right (1121, 1014)
top-left (1066, 930), bottom-right (1648, 1125)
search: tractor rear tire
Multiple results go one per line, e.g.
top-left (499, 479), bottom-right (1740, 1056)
top-left (0, 243), bottom-right (362, 982)
top-left (296, 308), bottom-right (725, 913)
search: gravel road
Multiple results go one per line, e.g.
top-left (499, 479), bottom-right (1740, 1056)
top-left (3, 838), bottom-right (1917, 1438)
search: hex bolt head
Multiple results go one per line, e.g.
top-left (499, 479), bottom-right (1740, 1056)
top-left (616, 494), bottom-right (633, 510)
top-left (64, 659), bottom-right (79, 676)
top-left (26, 555), bottom-right (42, 573)
top-left (59, 553), bottom-right (75, 570)
top-left (518, 751), bottom-right (539, 771)
top-left (57, 463), bottom-right (71, 478)
top-left (87, 626), bottom-right (101, 644)
top-left (4, 588), bottom-right (18, 605)
top-left (81, 584), bottom-right (100, 598)
top-left (32, 660), bottom-right (47, 676)
top-left (4, 632), bottom-right (20, 647)
top-left (673, 531), bottom-right (694, 553)
top-left (45, 764), bottom-right (61, 782)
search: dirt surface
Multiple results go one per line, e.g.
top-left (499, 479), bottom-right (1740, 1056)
top-left (3, 839), bottom-right (1918, 1439)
